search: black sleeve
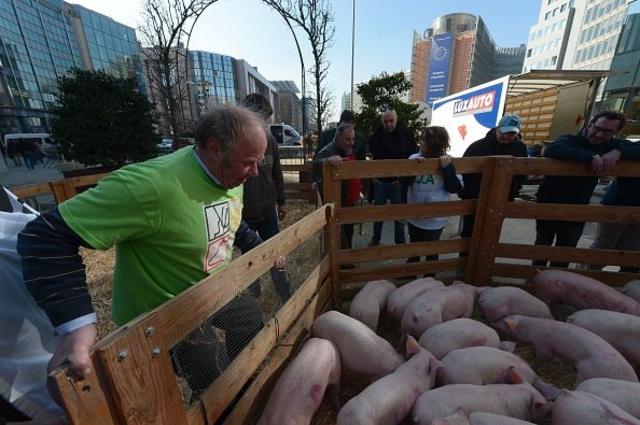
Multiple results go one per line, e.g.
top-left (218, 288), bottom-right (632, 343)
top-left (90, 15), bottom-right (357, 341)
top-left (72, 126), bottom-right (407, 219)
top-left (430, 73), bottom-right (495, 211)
top-left (233, 220), bottom-right (263, 253)
top-left (615, 139), bottom-right (640, 160)
top-left (17, 208), bottom-right (95, 327)
top-left (442, 163), bottom-right (463, 194)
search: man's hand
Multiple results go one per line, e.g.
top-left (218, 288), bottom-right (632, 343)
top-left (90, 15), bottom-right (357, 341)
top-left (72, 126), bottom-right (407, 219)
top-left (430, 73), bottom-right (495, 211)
top-left (48, 324), bottom-right (97, 379)
top-left (327, 155), bottom-right (342, 165)
top-left (600, 149), bottom-right (621, 171)
top-left (590, 154), bottom-right (604, 173)
top-left (274, 255), bottom-right (286, 271)
top-left (277, 204), bottom-right (287, 221)
top-left (416, 156), bottom-right (426, 163)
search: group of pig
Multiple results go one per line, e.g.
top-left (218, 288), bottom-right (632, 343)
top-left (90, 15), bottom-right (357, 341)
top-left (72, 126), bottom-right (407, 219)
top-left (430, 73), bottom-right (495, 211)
top-left (257, 270), bottom-right (640, 425)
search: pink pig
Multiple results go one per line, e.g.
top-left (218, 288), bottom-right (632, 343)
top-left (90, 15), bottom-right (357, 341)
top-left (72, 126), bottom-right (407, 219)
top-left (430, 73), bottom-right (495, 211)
top-left (418, 318), bottom-right (501, 360)
top-left (401, 282), bottom-right (477, 337)
top-left (257, 338), bottom-right (340, 425)
top-left (576, 378), bottom-right (640, 419)
top-left (312, 310), bottom-right (403, 380)
top-left (494, 315), bottom-right (638, 383)
top-left (477, 286), bottom-right (552, 323)
top-left (336, 336), bottom-right (442, 425)
top-left (411, 383), bottom-right (547, 424)
top-left (432, 412), bottom-right (537, 425)
top-left (349, 279), bottom-right (396, 332)
top-left (533, 270), bottom-right (640, 315)
top-left (386, 277), bottom-right (444, 321)
top-left (622, 280), bottom-right (640, 303)
top-left (550, 391), bottom-right (640, 425)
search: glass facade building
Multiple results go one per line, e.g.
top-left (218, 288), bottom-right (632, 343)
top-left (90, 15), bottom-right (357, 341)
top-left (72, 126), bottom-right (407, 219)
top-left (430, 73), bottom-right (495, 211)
top-left (0, 0), bottom-right (144, 133)
top-left (188, 50), bottom-right (237, 120)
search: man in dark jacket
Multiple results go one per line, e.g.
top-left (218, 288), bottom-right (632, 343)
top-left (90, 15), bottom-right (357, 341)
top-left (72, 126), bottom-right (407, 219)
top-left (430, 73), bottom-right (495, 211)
top-left (459, 114), bottom-right (528, 239)
top-left (534, 110), bottom-right (640, 267)
top-left (368, 109), bottom-right (417, 246)
top-left (240, 93), bottom-right (290, 302)
top-left (314, 124), bottom-right (362, 249)
top-left (315, 109), bottom-right (366, 158)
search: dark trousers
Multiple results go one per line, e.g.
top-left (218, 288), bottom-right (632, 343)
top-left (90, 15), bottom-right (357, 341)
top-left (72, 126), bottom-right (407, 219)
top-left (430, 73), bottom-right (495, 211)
top-left (407, 223), bottom-right (444, 263)
top-left (245, 209), bottom-right (291, 303)
top-left (372, 181), bottom-right (405, 244)
top-left (342, 223), bottom-right (354, 249)
top-left (171, 294), bottom-right (264, 400)
top-left (533, 219), bottom-right (585, 268)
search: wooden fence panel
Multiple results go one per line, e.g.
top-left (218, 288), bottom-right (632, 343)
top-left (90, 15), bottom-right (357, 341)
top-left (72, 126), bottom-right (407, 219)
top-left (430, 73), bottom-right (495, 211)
top-left (322, 161), bottom-right (342, 305)
top-left (492, 263), bottom-right (638, 286)
top-left (495, 243), bottom-right (640, 269)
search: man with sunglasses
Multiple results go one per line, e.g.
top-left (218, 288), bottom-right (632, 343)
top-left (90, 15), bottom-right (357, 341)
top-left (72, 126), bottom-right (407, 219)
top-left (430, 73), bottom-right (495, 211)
top-left (534, 110), bottom-right (640, 267)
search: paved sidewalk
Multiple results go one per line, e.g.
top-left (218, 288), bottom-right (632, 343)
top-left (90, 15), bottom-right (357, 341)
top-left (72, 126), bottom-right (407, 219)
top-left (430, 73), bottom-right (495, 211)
top-left (1, 161), bottom-right (63, 187)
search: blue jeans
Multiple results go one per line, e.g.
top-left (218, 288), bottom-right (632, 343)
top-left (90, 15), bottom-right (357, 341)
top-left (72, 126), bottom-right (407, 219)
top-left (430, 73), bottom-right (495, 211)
top-left (372, 180), bottom-right (405, 244)
top-left (245, 208), bottom-right (291, 303)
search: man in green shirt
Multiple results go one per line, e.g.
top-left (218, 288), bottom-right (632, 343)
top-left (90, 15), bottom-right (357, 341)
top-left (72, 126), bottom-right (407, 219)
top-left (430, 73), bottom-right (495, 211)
top-left (18, 106), bottom-right (282, 398)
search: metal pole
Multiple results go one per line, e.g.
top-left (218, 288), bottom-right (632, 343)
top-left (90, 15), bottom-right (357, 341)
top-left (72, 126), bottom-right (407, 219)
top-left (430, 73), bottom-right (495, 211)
top-left (350, 0), bottom-right (355, 111)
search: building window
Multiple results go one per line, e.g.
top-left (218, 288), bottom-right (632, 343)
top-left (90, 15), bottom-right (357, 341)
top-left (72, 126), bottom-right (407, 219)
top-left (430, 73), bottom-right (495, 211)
top-left (545, 11), bottom-right (551, 20)
top-left (527, 48), bottom-right (532, 57)
top-left (561, 3), bottom-right (567, 12)
top-left (552, 55), bottom-right (557, 65)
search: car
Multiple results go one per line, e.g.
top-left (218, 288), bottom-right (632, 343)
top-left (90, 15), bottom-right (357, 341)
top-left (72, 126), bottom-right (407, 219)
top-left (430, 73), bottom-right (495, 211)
top-left (269, 124), bottom-right (302, 146)
top-left (156, 138), bottom-right (173, 155)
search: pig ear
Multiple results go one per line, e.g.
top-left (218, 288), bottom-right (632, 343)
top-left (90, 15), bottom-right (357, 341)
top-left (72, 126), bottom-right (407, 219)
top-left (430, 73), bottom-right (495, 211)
top-left (504, 366), bottom-right (525, 384)
top-left (503, 317), bottom-right (519, 333)
top-left (405, 335), bottom-right (420, 357)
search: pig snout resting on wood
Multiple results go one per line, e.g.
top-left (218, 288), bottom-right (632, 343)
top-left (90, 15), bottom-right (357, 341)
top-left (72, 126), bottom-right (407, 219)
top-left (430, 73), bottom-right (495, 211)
top-left (494, 315), bottom-right (638, 383)
top-left (438, 346), bottom-right (536, 386)
top-left (550, 391), bottom-right (640, 425)
top-left (257, 338), bottom-right (341, 425)
top-left (418, 318), bottom-right (501, 360)
top-left (401, 282), bottom-right (477, 337)
top-left (477, 286), bottom-right (552, 323)
top-left (336, 336), bottom-right (442, 425)
top-left (386, 278), bottom-right (444, 321)
top-left (576, 378), bottom-right (640, 419)
top-left (533, 270), bottom-right (640, 315)
top-left (348, 279), bottom-right (396, 332)
top-left (567, 309), bottom-right (640, 367)
top-left (312, 310), bottom-right (403, 380)
top-left (622, 280), bottom-right (640, 303)
top-left (411, 383), bottom-right (547, 424)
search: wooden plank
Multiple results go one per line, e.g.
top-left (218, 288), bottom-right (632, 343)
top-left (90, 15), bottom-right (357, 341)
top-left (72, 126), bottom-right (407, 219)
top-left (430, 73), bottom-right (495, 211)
top-left (462, 158), bottom-right (497, 283)
top-left (9, 182), bottom-right (53, 198)
top-left (492, 263), bottom-right (639, 287)
top-left (329, 157), bottom-right (488, 180)
top-left (495, 243), bottom-right (640, 268)
top-left (49, 181), bottom-right (70, 204)
top-left (65, 172), bottom-right (110, 188)
top-left (281, 164), bottom-right (311, 172)
top-left (469, 158), bottom-right (517, 285)
top-left (284, 182), bottom-right (313, 190)
top-left (196, 256), bottom-right (331, 424)
top-left (95, 319), bottom-right (188, 425)
top-left (503, 202), bottom-right (640, 223)
top-left (221, 278), bottom-right (332, 425)
top-left (337, 258), bottom-right (467, 284)
top-left (322, 161), bottom-right (342, 305)
top-left (507, 158), bottom-right (640, 177)
top-left (338, 238), bottom-right (470, 264)
top-left (335, 200), bottom-right (476, 224)
top-left (50, 357), bottom-right (118, 425)
top-left (95, 205), bottom-right (328, 352)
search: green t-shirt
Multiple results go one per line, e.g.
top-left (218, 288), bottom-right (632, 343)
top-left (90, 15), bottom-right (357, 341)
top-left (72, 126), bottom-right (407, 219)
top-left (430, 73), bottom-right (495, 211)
top-left (59, 147), bottom-right (243, 324)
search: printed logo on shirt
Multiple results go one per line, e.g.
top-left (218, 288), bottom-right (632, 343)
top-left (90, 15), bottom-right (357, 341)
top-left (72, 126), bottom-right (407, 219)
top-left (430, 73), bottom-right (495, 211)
top-left (203, 201), bottom-right (231, 272)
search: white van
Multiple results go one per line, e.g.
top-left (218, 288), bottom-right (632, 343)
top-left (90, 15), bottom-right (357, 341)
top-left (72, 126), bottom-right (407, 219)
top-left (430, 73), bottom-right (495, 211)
top-left (269, 124), bottom-right (302, 146)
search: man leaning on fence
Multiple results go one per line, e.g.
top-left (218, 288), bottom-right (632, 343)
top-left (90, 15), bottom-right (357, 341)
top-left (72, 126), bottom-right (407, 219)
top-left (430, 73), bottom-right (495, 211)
top-left (534, 110), bottom-right (640, 268)
top-left (17, 105), bottom-right (285, 400)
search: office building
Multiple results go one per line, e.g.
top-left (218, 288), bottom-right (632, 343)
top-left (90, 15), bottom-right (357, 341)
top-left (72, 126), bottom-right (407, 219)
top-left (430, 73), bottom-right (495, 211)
top-left (523, 0), bottom-right (629, 72)
top-left (0, 0), bottom-right (144, 133)
top-left (601, 12), bottom-right (640, 135)
top-left (410, 13), bottom-right (525, 105)
top-left (188, 50), bottom-right (237, 122)
top-left (235, 59), bottom-right (278, 121)
top-left (271, 80), bottom-right (302, 132)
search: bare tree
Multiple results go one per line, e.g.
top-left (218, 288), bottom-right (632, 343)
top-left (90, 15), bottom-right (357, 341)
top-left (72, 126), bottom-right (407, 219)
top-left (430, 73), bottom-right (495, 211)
top-left (264, 0), bottom-right (335, 136)
top-left (139, 0), bottom-right (218, 138)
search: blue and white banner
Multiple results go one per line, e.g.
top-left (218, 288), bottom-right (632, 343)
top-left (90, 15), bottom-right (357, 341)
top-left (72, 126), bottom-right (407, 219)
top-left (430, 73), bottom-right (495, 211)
top-left (431, 76), bottom-right (510, 157)
top-left (426, 32), bottom-right (454, 106)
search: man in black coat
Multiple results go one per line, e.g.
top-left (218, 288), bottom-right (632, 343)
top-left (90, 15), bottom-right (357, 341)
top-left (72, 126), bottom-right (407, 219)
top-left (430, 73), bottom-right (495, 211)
top-left (368, 109), bottom-right (417, 246)
top-left (459, 114), bottom-right (528, 241)
top-left (534, 110), bottom-right (640, 267)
